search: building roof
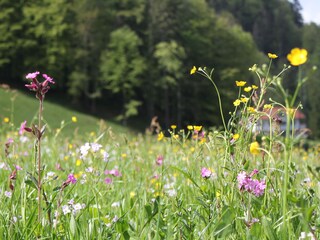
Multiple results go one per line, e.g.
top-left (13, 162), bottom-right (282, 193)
top-left (260, 106), bottom-right (305, 120)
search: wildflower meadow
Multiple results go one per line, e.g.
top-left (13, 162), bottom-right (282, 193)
top-left (0, 49), bottom-right (319, 239)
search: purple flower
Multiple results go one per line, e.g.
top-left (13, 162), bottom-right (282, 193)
top-left (105, 169), bottom-right (122, 177)
top-left (104, 177), bottom-right (112, 184)
top-left (15, 165), bottom-right (23, 170)
top-left (156, 155), bottom-right (164, 166)
top-left (201, 167), bottom-right (212, 179)
top-left (26, 71), bottom-right (40, 79)
top-left (19, 120), bottom-right (27, 135)
top-left (253, 179), bottom-right (266, 197)
top-left (67, 174), bottom-right (77, 184)
top-left (237, 171), bottom-right (266, 197)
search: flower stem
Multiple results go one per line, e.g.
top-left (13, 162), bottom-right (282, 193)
top-left (38, 99), bottom-right (43, 222)
top-left (282, 99), bottom-right (291, 236)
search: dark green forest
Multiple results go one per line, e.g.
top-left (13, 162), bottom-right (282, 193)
top-left (1, 0), bottom-right (320, 137)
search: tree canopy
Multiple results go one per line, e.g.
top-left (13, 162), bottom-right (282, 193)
top-left (1, 0), bottom-right (319, 136)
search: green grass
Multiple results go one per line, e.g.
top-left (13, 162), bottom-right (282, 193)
top-left (0, 59), bottom-right (319, 239)
top-left (0, 87), bottom-right (130, 136)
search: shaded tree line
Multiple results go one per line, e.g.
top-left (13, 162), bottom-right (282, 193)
top-left (1, 0), bottom-right (320, 137)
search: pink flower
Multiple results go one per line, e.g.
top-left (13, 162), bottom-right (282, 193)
top-left (105, 169), bottom-right (122, 177)
top-left (201, 167), bottom-right (212, 179)
top-left (15, 165), bottom-right (23, 170)
top-left (19, 120), bottom-right (27, 135)
top-left (42, 74), bottom-right (54, 84)
top-left (156, 155), bottom-right (164, 166)
top-left (237, 171), bottom-right (266, 197)
top-left (67, 174), bottom-right (77, 184)
top-left (253, 180), bottom-right (266, 197)
top-left (237, 171), bottom-right (248, 189)
top-left (25, 72), bottom-right (55, 101)
top-left (104, 177), bottom-right (112, 184)
top-left (26, 71), bottom-right (40, 79)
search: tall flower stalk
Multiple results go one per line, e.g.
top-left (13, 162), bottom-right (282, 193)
top-left (190, 66), bottom-right (227, 132)
top-left (25, 71), bottom-right (55, 222)
top-left (274, 48), bottom-right (308, 236)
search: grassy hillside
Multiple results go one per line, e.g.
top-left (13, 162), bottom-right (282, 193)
top-left (0, 87), bottom-right (130, 136)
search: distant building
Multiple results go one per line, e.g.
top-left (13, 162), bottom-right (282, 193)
top-left (256, 107), bottom-right (307, 135)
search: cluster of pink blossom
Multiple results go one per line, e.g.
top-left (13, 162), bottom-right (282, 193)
top-left (237, 170), bottom-right (266, 197)
top-left (25, 71), bottom-right (55, 101)
top-left (104, 168), bottom-right (122, 184)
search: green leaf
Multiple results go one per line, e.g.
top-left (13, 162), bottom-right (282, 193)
top-left (261, 216), bottom-right (276, 240)
top-left (70, 214), bottom-right (76, 237)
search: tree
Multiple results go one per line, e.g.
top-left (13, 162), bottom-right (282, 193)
top-left (23, 0), bottom-right (72, 87)
top-left (154, 40), bottom-right (186, 126)
top-left (303, 23), bottom-right (320, 138)
top-left (0, 1), bottom-right (25, 80)
top-left (100, 26), bottom-right (146, 124)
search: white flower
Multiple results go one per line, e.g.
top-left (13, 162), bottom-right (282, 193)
top-left (111, 201), bottom-right (120, 208)
top-left (112, 215), bottom-right (119, 222)
top-left (72, 203), bottom-right (83, 215)
top-left (19, 136), bottom-right (29, 143)
top-left (166, 189), bottom-right (177, 197)
top-left (91, 143), bottom-right (102, 152)
top-left (80, 143), bottom-right (91, 158)
top-left (103, 151), bottom-right (110, 162)
top-left (0, 163), bottom-right (9, 170)
top-left (4, 191), bottom-right (12, 198)
top-left (85, 167), bottom-right (93, 173)
top-left (80, 174), bottom-right (87, 184)
top-left (62, 205), bottom-right (71, 215)
top-left (68, 198), bottom-right (75, 205)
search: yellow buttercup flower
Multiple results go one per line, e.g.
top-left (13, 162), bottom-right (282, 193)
top-left (247, 107), bottom-right (256, 113)
top-left (240, 97), bottom-right (249, 103)
top-left (130, 191), bottom-right (136, 198)
top-left (71, 116), bottom-right (77, 123)
top-left (233, 99), bottom-right (241, 106)
top-left (250, 141), bottom-right (260, 155)
top-left (235, 81), bottom-right (246, 87)
top-left (76, 159), bottom-right (82, 166)
top-left (252, 85), bottom-right (258, 90)
top-left (244, 87), bottom-right (252, 92)
top-left (187, 125), bottom-right (193, 130)
top-left (268, 53), bottom-right (278, 59)
top-left (263, 104), bottom-right (272, 109)
top-left (190, 66), bottom-right (197, 75)
top-left (193, 126), bottom-right (202, 132)
top-left (157, 132), bottom-right (164, 141)
top-left (232, 133), bottom-right (240, 140)
top-left (171, 125), bottom-right (177, 130)
top-left (3, 117), bottom-right (9, 123)
top-left (287, 48), bottom-right (308, 66)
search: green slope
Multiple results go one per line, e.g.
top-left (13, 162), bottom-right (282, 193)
top-left (0, 87), bottom-right (130, 136)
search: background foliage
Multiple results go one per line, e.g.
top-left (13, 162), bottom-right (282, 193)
top-left (1, 0), bottom-right (320, 137)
